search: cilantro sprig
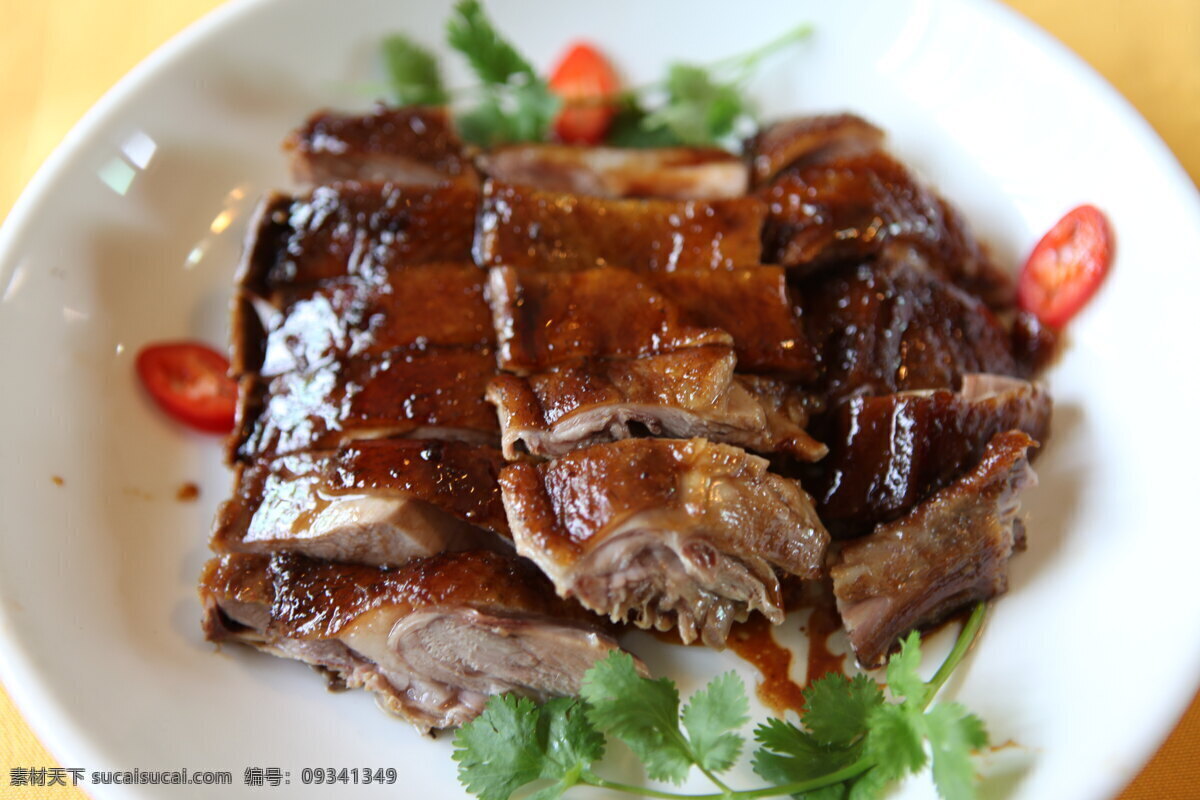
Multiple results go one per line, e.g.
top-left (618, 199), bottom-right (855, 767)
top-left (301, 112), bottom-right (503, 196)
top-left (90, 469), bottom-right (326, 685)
top-left (454, 603), bottom-right (991, 800)
top-left (379, 4), bottom-right (811, 148)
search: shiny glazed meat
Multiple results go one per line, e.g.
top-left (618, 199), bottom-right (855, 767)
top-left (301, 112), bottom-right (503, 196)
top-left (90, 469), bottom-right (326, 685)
top-left (231, 346), bottom-right (498, 462)
top-left (816, 374), bottom-right (1051, 535)
top-left (200, 550), bottom-right (630, 732)
top-left (237, 183), bottom-right (478, 295)
top-left (486, 347), bottom-right (826, 460)
top-left (831, 430), bottom-right (1038, 667)
top-left (748, 114), bottom-right (885, 187)
top-left (499, 438), bottom-right (829, 647)
top-left (212, 439), bottom-right (510, 566)
top-left (473, 180), bottom-right (766, 271)
top-left (799, 254), bottom-right (1018, 405)
top-left (234, 262), bottom-right (493, 378)
top-left (286, 105), bottom-right (477, 187)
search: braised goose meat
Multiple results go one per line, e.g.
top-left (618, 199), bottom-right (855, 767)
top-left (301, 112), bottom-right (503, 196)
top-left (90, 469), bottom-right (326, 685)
top-left (212, 440), bottom-right (509, 566)
top-left (816, 374), bottom-right (1050, 536)
top-left (799, 253), bottom-right (1018, 405)
top-left (488, 265), bottom-right (814, 376)
top-left (478, 144), bottom-right (749, 199)
top-left (830, 430), bottom-right (1037, 668)
top-left (236, 262), bottom-right (493, 378)
top-left (236, 183), bottom-right (478, 298)
top-left (487, 266), bottom-right (732, 374)
top-left (499, 438), bottom-right (829, 648)
top-left (748, 114), bottom-right (885, 187)
top-left (231, 346), bottom-right (499, 462)
top-left (473, 180), bottom-right (766, 272)
top-left (285, 105), bottom-right (477, 187)
top-left (201, 550), bottom-right (631, 732)
top-left (487, 347), bottom-right (825, 460)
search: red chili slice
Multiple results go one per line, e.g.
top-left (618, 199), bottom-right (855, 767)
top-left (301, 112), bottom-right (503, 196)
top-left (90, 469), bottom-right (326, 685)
top-left (548, 42), bottom-right (620, 145)
top-left (136, 342), bottom-right (237, 434)
top-left (1017, 204), bottom-right (1113, 329)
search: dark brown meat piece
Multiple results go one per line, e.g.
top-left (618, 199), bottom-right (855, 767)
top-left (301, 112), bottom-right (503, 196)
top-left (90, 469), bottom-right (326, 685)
top-left (799, 254), bottom-right (1018, 405)
top-left (486, 347), bottom-right (826, 460)
top-left (236, 262), bottom-right (493, 377)
top-left (235, 182), bottom-right (478, 297)
top-left (478, 144), bottom-right (749, 198)
top-left (487, 266), bottom-right (732, 374)
top-left (474, 180), bottom-right (766, 272)
top-left (212, 440), bottom-right (510, 566)
top-left (830, 430), bottom-right (1038, 668)
top-left (759, 146), bottom-right (1011, 306)
top-left (487, 266), bottom-right (814, 376)
top-left (748, 114), bottom-right (885, 187)
top-left (230, 346), bottom-right (498, 462)
top-left (815, 374), bottom-right (1051, 536)
top-left (200, 550), bottom-right (631, 732)
top-left (499, 438), bottom-right (829, 647)
top-left (285, 105), bottom-right (477, 187)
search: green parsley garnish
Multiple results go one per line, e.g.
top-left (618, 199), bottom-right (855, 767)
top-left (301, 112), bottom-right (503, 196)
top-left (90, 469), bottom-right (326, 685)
top-left (453, 603), bottom-right (991, 800)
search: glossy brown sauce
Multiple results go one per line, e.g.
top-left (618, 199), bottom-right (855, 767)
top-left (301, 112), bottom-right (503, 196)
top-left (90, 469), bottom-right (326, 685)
top-left (177, 482), bottom-right (200, 502)
top-left (726, 615), bottom-right (807, 715)
top-left (51, 475), bottom-right (64, 487)
top-left (802, 597), bottom-right (846, 684)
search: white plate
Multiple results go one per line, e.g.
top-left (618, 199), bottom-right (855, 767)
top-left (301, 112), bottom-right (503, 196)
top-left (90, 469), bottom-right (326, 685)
top-left (2, 1), bottom-right (1199, 798)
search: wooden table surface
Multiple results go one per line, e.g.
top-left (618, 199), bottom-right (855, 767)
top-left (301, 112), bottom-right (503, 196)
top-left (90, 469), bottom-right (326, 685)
top-left (1, 1), bottom-right (1198, 798)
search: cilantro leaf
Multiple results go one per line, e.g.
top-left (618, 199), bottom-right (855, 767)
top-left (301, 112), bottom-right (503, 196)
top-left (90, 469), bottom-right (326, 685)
top-left (846, 766), bottom-right (892, 800)
top-left (802, 673), bottom-right (885, 748)
top-left (579, 652), bottom-right (693, 784)
top-left (381, 34), bottom-right (447, 106)
top-left (446, 0), bottom-right (536, 85)
top-left (452, 695), bottom-right (603, 800)
top-left (925, 703), bottom-right (988, 800)
top-left (681, 671), bottom-right (749, 773)
top-left (752, 717), bottom-right (860, 788)
top-left (606, 96), bottom-right (685, 147)
top-left (641, 64), bottom-right (749, 146)
top-left (885, 632), bottom-right (928, 706)
top-left (863, 704), bottom-right (927, 785)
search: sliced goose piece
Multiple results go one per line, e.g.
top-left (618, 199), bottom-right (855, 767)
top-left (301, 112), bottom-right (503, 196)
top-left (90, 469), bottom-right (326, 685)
top-left (473, 180), bottom-right (765, 272)
top-left (816, 374), bottom-right (1050, 536)
top-left (478, 144), bottom-right (748, 199)
top-left (487, 266), bottom-right (732, 375)
top-left (230, 346), bottom-right (498, 463)
top-left (799, 253), bottom-right (1018, 405)
top-left (200, 550), bottom-right (630, 732)
top-left (487, 265), bottom-right (814, 376)
top-left (486, 348), bottom-right (826, 461)
top-left (748, 113), bottom-right (885, 187)
top-left (285, 105), bottom-right (477, 187)
top-left (499, 438), bottom-right (829, 648)
top-left (236, 262), bottom-right (493, 378)
top-left (212, 439), bottom-right (510, 566)
top-left (236, 182), bottom-right (478, 297)
top-left (831, 430), bottom-right (1038, 668)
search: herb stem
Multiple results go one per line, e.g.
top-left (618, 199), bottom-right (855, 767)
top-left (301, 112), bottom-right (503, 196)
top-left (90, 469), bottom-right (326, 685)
top-left (709, 23), bottom-right (814, 76)
top-left (923, 602), bottom-right (988, 709)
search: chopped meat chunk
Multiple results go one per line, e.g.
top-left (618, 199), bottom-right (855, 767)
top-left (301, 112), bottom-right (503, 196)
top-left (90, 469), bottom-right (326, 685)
top-left (748, 114), bottom-right (885, 186)
top-left (499, 438), bottom-right (829, 647)
top-left (486, 347), bottom-right (825, 460)
top-left (285, 105), bottom-right (477, 187)
top-left (799, 254), bottom-right (1018, 404)
top-left (200, 550), bottom-right (631, 732)
top-left (830, 430), bottom-right (1038, 668)
top-left (236, 183), bottom-right (478, 296)
top-left (235, 262), bottom-right (493, 377)
top-left (487, 265), bottom-right (814, 376)
top-left (212, 440), bottom-right (510, 566)
top-left (478, 144), bottom-right (748, 198)
top-left (473, 180), bottom-right (765, 272)
top-left (816, 374), bottom-right (1050, 536)
top-left (230, 346), bottom-right (498, 462)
